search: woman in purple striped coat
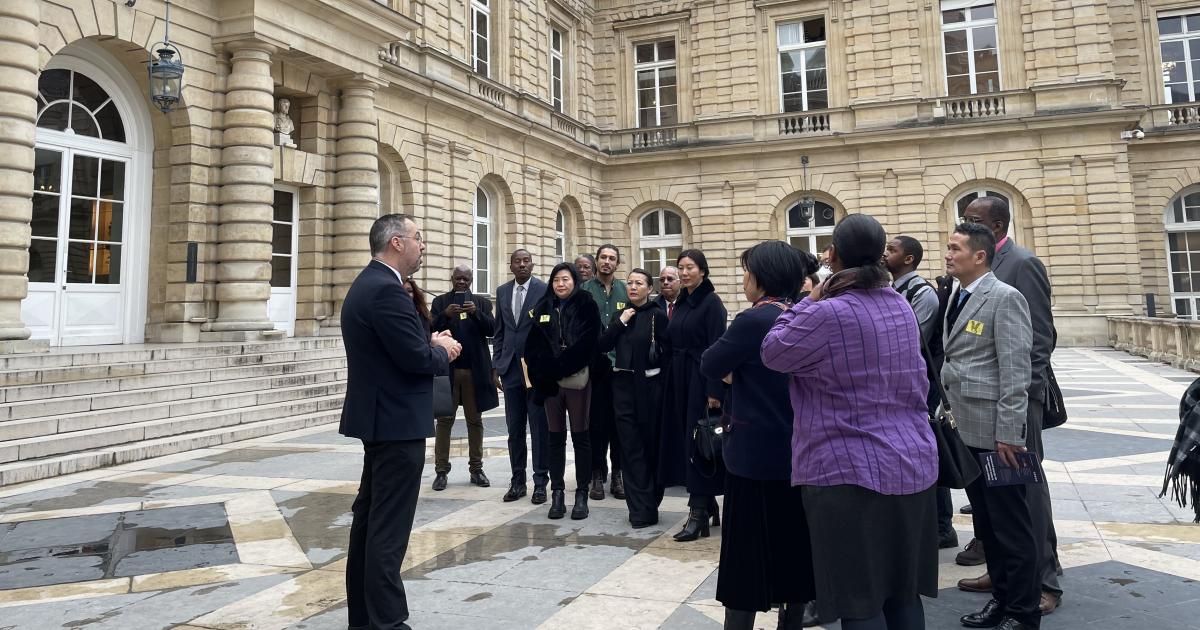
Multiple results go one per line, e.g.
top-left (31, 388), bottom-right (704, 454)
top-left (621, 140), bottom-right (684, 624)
top-left (761, 213), bottom-right (939, 630)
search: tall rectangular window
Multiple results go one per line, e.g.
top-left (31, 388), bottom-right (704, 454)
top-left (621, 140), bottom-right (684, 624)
top-left (778, 18), bottom-right (828, 112)
top-left (1160, 11), bottom-right (1200, 104)
top-left (551, 26), bottom-right (565, 112)
top-left (635, 40), bottom-right (678, 128)
top-left (941, 1), bottom-right (1000, 96)
top-left (473, 187), bottom-right (492, 293)
top-left (471, 0), bottom-right (491, 77)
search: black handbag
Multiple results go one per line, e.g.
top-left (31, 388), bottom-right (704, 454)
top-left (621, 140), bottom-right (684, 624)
top-left (921, 335), bottom-right (981, 489)
top-left (433, 374), bottom-right (455, 418)
top-left (692, 407), bottom-right (725, 478)
top-left (1042, 365), bottom-right (1067, 429)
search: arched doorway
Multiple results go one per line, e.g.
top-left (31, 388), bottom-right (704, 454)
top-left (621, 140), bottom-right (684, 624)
top-left (23, 51), bottom-right (152, 347)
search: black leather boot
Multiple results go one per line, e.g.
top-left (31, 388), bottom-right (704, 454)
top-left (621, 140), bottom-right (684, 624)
top-left (724, 608), bottom-right (755, 630)
top-left (610, 470), bottom-right (625, 499)
top-left (709, 497), bottom-right (721, 527)
top-left (777, 602), bottom-right (814, 630)
top-left (548, 489), bottom-right (566, 519)
top-left (673, 508), bottom-right (710, 541)
top-left (589, 469), bottom-right (605, 500)
top-left (571, 488), bottom-right (589, 520)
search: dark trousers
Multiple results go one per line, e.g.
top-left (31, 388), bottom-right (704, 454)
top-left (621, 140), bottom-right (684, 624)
top-left (936, 487), bottom-right (954, 536)
top-left (434, 369), bottom-right (484, 474)
top-left (964, 447), bottom-right (1042, 628)
top-left (588, 361), bottom-right (620, 477)
top-left (545, 382), bottom-right (592, 491)
top-left (503, 385), bottom-right (549, 487)
top-left (613, 371), bottom-right (663, 523)
top-left (1024, 403), bottom-right (1062, 595)
top-left (346, 439), bottom-right (425, 630)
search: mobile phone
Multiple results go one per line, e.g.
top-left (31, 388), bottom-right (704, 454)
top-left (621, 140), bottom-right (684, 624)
top-left (453, 292), bottom-right (468, 306)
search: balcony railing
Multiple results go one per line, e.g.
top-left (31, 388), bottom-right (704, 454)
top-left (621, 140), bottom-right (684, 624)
top-left (941, 94), bottom-right (1007, 120)
top-left (551, 113), bottom-right (582, 138)
top-left (471, 77), bottom-right (507, 109)
top-left (777, 112), bottom-right (831, 135)
top-left (631, 127), bottom-right (679, 149)
top-left (1166, 104), bottom-right (1200, 126)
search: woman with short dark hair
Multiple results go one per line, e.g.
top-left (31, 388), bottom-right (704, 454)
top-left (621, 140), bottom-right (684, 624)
top-left (525, 262), bottom-right (601, 520)
top-left (702, 241), bottom-right (819, 629)
top-left (660, 248), bottom-right (728, 542)
top-left (761, 214), bottom-right (939, 630)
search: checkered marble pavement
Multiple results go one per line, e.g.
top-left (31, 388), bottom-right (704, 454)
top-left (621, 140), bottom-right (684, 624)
top-left (1, 347), bottom-right (1198, 629)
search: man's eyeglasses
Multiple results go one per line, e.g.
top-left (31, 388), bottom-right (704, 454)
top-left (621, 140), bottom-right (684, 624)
top-left (394, 233), bottom-right (425, 244)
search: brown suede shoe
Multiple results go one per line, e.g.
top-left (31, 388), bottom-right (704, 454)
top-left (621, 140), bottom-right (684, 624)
top-left (957, 572), bottom-right (992, 593)
top-left (1039, 592), bottom-right (1061, 615)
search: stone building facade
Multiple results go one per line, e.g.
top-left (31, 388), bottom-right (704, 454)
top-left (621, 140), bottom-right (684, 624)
top-left (1, 0), bottom-right (1198, 352)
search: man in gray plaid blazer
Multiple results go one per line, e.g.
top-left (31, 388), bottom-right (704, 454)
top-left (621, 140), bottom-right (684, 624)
top-left (942, 223), bottom-right (1041, 630)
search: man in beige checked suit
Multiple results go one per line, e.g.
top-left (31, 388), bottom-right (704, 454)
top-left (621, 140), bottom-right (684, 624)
top-left (941, 223), bottom-right (1040, 630)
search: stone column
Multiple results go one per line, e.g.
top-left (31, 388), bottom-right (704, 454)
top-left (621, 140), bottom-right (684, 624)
top-left (329, 79), bottom-right (380, 325)
top-left (0, 1), bottom-right (39, 350)
top-left (212, 41), bottom-right (276, 335)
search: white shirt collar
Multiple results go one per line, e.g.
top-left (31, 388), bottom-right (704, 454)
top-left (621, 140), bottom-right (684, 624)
top-left (962, 271), bottom-right (991, 295)
top-left (891, 270), bottom-right (921, 290)
top-left (373, 258), bottom-right (405, 285)
top-left (514, 277), bottom-right (531, 290)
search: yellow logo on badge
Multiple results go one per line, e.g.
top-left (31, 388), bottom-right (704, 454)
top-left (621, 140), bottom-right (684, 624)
top-left (966, 320), bottom-right (985, 335)
top-left (459, 312), bottom-right (468, 320)
top-left (528, 309), bottom-right (535, 318)
top-left (616, 302), bottom-right (626, 309)
top-left (539, 314), bottom-right (551, 323)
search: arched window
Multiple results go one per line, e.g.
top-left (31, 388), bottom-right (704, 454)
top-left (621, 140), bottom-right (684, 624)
top-left (1165, 187), bottom-right (1200, 318)
top-left (36, 69), bottom-right (126, 142)
top-left (639, 208), bottom-right (684, 278)
top-left (955, 188), bottom-right (1015, 237)
top-left (473, 186), bottom-right (492, 293)
top-left (786, 200), bottom-right (835, 255)
top-left (555, 208), bottom-right (568, 263)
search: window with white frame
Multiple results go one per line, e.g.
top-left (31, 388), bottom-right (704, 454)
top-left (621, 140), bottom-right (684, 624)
top-left (1166, 188), bottom-right (1200, 318)
top-left (778, 18), bottom-right (828, 112)
top-left (473, 186), bottom-right (492, 293)
top-left (555, 207), bottom-right (567, 262)
top-left (955, 189), bottom-right (1015, 237)
top-left (634, 40), bottom-right (678, 128)
top-left (1159, 10), bottom-right (1200, 104)
top-left (639, 208), bottom-right (684, 280)
top-left (551, 26), bottom-right (565, 112)
top-left (471, 0), bottom-right (491, 77)
top-left (786, 201), bottom-right (836, 255)
top-left (940, 1), bottom-right (1000, 96)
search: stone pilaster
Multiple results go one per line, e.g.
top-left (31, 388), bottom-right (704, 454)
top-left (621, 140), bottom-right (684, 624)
top-left (0, 1), bottom-right (42, 352)
top-left (211, 41), bottom-right (277, 336)
top-left (328, 79), bottom-right (381, 327)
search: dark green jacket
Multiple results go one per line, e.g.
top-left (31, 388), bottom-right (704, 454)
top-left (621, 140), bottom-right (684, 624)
top-left (581, 277), bottom-right (629, 366)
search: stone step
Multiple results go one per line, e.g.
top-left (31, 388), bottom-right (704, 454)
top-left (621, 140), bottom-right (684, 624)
top-left (0, 337), bottom-right (343, 372)
top-left (0, 393), bottom-right (346, 464)
top-left (0, 366), bottom-right (346, 422)
top-left (0, 379), bottom-right (348, 442)
top-left (0, 356), bottom-right (348, 404)
top-left (0, 409), bottom-right (342, 486)
top-left (0, 345), bottom-right (347, 387)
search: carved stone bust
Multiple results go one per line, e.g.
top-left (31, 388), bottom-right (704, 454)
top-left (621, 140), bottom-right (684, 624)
top-left (274, 98), bottom-right (295, 136)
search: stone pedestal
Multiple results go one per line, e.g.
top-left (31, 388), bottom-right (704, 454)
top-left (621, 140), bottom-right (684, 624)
top-left (0, 2), bottom-right (39, 348)
top-left (324, 79), bottom-right (380, 334)
top-left (212, 41), bottom-right (277, 334)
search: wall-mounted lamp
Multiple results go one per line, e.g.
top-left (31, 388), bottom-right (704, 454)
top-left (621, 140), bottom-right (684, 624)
top-left (148, 0), bottom-right (184, 113)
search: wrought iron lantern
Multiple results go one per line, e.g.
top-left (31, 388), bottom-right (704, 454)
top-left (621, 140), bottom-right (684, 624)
top-left (148, 1), bottom-right (183, 113)
top-left (798, 155), bottom-right (816, 222)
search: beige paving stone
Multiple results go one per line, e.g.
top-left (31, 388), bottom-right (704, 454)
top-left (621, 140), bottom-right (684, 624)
top-left (0, 578), bottom-right (131, 609)
top-left (130, 564), bottom-right (299, 593)
top-left (536, 593), bottom-right (680, 630)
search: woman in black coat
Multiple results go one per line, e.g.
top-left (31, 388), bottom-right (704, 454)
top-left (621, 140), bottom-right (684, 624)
top-left (659, 249), bottom-right (727, 542)
top-left (524, 262), bottom-right (601, 521)
top-left (700, 242), bottom-right (819, 630)
top-left (598, 268), bottom-right (670, 528)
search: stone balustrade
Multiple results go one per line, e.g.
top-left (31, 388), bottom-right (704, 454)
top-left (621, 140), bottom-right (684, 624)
top-left (776, 111), bottom-right (832, 135)
top-left (1108, 315), bottom-right (1200, 372)
top-left (941, 94), bottom-right (1007, 120)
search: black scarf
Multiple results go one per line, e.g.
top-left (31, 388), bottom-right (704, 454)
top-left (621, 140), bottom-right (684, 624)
top-left (1162, 378), bottom-right (1200, 522)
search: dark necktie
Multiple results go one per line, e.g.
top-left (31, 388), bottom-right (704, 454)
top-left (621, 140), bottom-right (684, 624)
top-left (667, 302), bottom-right (674, 319)
top-left (948, 289), bottom-right (971, 329)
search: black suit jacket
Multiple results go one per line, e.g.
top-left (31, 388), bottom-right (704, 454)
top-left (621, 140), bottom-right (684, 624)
top-left (430, 291), bottom-right (500, 412)
top-left (492, 277), bottom-right (547, 389)
top-left (992, 239), bottom-right (1055, 402)
top-left (339, 260), bottom-right (450, 441)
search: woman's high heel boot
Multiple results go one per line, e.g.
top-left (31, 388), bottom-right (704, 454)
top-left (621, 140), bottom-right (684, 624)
top-left (673, 508), bottom-right (710, 541)
top-left (547, 489), bottom-right (566, 519)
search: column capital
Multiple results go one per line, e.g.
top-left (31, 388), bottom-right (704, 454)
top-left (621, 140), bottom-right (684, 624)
top-left (218, 38), bottom-right (280, 57)
top-left (335, 76), bottom-right (385, 95)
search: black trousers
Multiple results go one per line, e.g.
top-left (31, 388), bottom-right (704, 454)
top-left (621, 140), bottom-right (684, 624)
top-left (612, 371), bottom-right (664, 523)
top-left (346, 439), bottom-right (425, 630)
top-left (503, 385), bottom-right (549, 487)
top-left (545, 383), bottom-right (592, 491)
top-left (964, 447), bottom-right (1042, 628)
top-left (1024, 403), bottom-right (1062, 595)
top-left (936, 486), bottom-right (954, 536)
top-left (588, 361), bottom-right (620, 476)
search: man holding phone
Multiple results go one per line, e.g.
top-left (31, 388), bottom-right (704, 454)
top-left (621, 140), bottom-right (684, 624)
top-left (430, 264), bottom-right (499, 491)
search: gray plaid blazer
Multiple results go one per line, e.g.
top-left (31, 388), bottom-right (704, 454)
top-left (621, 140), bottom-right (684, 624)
top-left (940, 273), bottom-right (1033, 450)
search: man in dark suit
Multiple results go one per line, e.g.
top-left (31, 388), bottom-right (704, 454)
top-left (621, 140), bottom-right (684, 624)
top-left (493, 249), bottom-right (550, 503)
top-left (341, 214), bottom-right (462, 630)
top-left (958, 196), bottom-right (1063, 615)
top-left (655, 265), bottom-right (680, 317)
top-left (430, 264), bottom-right (499, 491)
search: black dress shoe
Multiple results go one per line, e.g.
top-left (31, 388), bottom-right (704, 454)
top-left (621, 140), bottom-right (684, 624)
top-left (503, 483), bottom-right (527, 502)
top-left (960, 503), bottom-right (974, 515)
top-left (939, 529), bottom-right (960, 549)
top-left (431, 473), bottom-right (447, 491)
top-left (961, 599), bottom-right (1005, 628)
top-left (548, 489), bottom-right (566, 519)
top-left (994, 618), bottom-right (1036, 630)
top-left (571, 488), bottom-right (589, 520)
top-left (531, 484), bottom-right (547, 505)
top-left (470, 471), bottom-right (490, 487)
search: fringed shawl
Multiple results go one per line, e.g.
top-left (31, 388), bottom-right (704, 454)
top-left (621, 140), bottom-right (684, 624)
top-left (1162, 378), bottom-right (1200, 523)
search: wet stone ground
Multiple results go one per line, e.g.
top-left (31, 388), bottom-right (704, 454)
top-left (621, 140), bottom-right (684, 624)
top-left (0, 347), bottom-right (1199, 629)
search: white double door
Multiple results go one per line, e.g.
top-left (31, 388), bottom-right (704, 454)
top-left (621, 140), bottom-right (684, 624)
top-left (24, 140), bottom-right (131, 346)
top-left (266, 188), bottom-right (298, 337)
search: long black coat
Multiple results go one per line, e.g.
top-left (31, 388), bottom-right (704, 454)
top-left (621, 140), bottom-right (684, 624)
top-left (430, 292), bottom-right (500, 413)
top-left (523, 289), bottom-right (601, 405)
top-left (659, 278), bottom-right (727, 495)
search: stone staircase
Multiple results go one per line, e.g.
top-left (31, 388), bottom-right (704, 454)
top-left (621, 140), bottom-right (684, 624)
top-left (0, 337), bottom-right (347, 486)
